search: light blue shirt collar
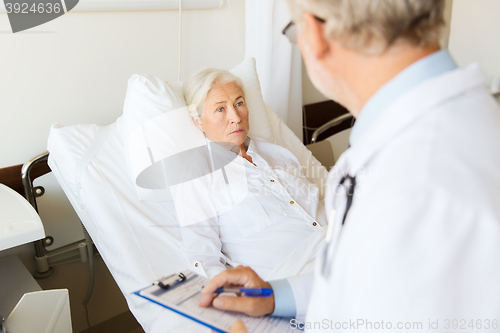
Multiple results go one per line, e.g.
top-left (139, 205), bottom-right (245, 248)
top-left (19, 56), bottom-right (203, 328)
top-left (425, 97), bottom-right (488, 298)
top-left (349, 50), bottom-right (458, 146)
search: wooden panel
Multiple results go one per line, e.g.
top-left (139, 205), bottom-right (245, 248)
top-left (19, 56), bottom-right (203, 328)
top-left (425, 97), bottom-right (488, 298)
top-left (79, 310), bottom-right (143, 333)
top-left (303, 100), bottom-right (354, 145)
top-left (0, 161), bottom-right (51, 197)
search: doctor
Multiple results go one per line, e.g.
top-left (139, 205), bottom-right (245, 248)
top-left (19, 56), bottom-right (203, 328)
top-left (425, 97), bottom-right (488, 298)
top-left (201, 0), bottom-right (500, 331)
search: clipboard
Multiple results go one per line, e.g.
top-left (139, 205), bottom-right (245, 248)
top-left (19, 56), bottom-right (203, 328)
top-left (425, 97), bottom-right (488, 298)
top-left (134, 270), bottom-right (295, 333)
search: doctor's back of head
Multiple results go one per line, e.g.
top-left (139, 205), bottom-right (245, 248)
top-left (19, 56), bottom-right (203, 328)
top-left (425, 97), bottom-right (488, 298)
top-left (286, 0), bottom-right (445, 53)
top-left (285, 0), bottom-right (447, 116)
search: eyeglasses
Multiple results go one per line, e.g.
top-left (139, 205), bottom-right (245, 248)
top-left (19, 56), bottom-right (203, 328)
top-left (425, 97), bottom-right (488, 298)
top-left (282, 16), bottom-right (326, 44)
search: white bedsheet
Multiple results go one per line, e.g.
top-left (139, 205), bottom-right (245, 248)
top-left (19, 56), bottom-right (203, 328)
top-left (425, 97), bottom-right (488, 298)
top-left (47, 103), bottom-right (328, 332)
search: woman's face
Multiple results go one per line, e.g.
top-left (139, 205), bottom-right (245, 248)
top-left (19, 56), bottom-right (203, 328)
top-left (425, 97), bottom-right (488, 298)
top-left (194, 81), bottom-right (250, 148)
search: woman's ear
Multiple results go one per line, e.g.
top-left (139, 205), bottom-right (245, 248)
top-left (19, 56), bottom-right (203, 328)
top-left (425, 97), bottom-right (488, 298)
top-left (193, 117), bottom-right (203, 131)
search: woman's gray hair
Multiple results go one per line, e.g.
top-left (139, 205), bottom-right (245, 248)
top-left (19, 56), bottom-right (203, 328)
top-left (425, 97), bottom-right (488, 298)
top-left (182, 68), bottom-right (244, 120)
top-left (286, 0), bottom-right (446, 54)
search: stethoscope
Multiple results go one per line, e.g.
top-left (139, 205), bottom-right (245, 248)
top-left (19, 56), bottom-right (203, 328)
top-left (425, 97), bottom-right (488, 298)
top-left (322, 174), bottom-right (356, 278)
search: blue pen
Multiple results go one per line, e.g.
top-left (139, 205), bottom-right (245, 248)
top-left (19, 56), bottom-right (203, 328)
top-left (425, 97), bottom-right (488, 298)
top-left (214, 287), bottom-right (273, 297)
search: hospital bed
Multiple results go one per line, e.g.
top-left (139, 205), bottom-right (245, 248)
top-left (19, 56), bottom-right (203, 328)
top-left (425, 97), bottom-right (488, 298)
top-left (34, 58), bottom-right (334, 332)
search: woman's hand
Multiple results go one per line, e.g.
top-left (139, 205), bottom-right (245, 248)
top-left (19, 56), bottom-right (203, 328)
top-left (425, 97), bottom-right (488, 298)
top-left (199, 266), bottom-right (275, 317)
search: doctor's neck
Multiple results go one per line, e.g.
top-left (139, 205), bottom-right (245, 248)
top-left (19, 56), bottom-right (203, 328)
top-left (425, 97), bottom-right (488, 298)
top-left (325, 42), bottom-right (440, 118)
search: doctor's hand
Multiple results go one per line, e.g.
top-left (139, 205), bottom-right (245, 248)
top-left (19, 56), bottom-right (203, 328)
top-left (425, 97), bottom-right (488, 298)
top-left (199, 266), bottom-right (275, 317)
top-left (231, 320), bottom-right (249, 333)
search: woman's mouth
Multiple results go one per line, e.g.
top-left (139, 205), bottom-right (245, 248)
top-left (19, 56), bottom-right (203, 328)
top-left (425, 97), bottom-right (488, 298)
top-left (230, 129), bottom-right (244, 135)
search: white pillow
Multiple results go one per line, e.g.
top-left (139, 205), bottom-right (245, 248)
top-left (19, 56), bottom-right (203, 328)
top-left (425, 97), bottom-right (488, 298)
top-left (121, 75), bottom-right (191, 201)
top-left (122, 58), bottom-right (276, 201)
top-left (231, 58), bottom-right (274, 143)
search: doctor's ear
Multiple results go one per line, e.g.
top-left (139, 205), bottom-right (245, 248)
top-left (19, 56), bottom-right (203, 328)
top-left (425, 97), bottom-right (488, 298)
top-left (300, 12), bottom-right (329, 59)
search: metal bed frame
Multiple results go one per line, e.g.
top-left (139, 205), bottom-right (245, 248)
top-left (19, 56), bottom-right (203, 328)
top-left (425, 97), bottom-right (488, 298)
top-left (310, 113), bottom-right (354, 144)
top-left (22, 151), bottom-right (96, 328)
top-left (21, 151), bottom-right (95, 279)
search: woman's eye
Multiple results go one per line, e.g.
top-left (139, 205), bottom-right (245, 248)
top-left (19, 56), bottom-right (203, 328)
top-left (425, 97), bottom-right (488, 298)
top-left (217, 107), bottom-right (224, 113)
top-left (236, 102), bottom-right (243, 107)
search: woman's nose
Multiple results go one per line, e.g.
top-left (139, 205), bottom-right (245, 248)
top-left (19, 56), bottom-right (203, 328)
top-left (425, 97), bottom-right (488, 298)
top-left (227, 106), bottom-right (241, 123)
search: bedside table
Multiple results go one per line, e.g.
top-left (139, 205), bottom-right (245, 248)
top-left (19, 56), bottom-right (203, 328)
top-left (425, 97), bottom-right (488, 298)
top-left (0, 183), bottom-right (45, 251)
top-left (0, 183), bottom-right (72, 332)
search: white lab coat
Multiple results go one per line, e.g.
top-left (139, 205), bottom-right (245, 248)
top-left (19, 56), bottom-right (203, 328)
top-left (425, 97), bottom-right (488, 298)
top-left (289, 64), bottom-right (500, 331)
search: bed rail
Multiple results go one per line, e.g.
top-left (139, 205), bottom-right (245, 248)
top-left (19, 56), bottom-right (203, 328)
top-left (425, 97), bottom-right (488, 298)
top-left (311, 113), bottom-right (354, 143)
top-left (21, 152), bottom-right (49, 213)
top-left (21, 151), bottom-right (50, 261)
top-left (21, 151), bottom-right (96, 279)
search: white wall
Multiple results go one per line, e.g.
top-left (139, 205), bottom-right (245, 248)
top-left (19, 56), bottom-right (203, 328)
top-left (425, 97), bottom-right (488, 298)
top-left (0, 1), bottom-right (245, 332)
top-left (0, 3), bottom-right (245, 168)
top-left (448, 0), bottom-right (500, 100)
top-left (302, 59), bottom-right (328, 106)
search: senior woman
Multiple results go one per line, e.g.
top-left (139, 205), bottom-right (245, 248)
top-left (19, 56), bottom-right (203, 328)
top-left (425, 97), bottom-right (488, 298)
top-left (179, 67), bottom-right (327, 280)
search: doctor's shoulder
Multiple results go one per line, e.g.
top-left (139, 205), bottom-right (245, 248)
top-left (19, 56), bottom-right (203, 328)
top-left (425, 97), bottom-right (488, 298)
top-left (364, 87), bottom-right (500, 206)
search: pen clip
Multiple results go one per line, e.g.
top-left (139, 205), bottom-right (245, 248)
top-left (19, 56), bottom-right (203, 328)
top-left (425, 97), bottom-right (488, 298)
top-left (154, 272), bottom-right (186, 290)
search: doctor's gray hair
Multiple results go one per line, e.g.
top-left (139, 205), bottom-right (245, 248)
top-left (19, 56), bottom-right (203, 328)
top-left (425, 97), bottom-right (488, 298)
top-left (182, 68), bottom-right (244, 120)
top-left (286, 0), bottom-right (446, 54)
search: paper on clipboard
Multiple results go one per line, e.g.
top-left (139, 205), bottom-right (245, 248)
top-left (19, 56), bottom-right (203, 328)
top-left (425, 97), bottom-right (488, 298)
top-left (134, 270), bottom-right (295, 333)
